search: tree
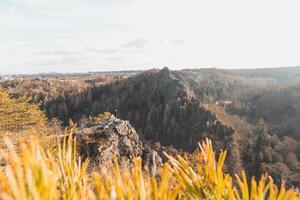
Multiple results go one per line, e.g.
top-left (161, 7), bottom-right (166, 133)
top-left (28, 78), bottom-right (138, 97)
top-left (250, 119), bottom-right (278, 176)
top-left (0, 91), bottom-right (46, 133)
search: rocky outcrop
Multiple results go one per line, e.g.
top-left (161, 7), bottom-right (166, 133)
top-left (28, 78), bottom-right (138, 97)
top-left (42, 68), bottom-right (250, 175)
top-left (77, 115), bottom-right (162, 175)
top-left (75, 68), bottom-right (248, 174)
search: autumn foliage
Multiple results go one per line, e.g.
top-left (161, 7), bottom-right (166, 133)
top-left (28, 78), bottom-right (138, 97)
top-left (0, 91), bottom-right (46, 133)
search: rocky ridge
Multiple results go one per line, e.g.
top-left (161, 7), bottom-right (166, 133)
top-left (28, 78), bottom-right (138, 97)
top-left (77, 114), bottom-right (162, 175)
top-left (75, 68), bottom-right (251, 174)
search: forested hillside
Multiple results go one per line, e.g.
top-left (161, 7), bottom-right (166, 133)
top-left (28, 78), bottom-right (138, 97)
top-left (1, 87), bottom-right (299, 199)
top-left (233, 66), bottom-right (300, 84)
top-left (1, 67), bottom-right (300, 188)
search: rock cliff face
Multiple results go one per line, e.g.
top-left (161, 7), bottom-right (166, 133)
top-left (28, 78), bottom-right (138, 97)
top-left (77, 115), bottom-right (162, 175)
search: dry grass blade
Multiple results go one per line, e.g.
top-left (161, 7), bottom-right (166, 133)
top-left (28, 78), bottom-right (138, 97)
top-left (0, 134), bottom-right (299, 200)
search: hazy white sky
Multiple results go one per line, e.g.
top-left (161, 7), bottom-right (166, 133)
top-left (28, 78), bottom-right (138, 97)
top-left (0, 0), bottom-right (300, 74)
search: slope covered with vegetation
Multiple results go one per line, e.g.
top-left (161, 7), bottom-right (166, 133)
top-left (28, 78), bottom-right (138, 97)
top-left (232, 66), bottom-right (300, 85)
top-left (0, 91), bottom-right (46, 133)
top-left (1, 67), bottom-right (300, 189)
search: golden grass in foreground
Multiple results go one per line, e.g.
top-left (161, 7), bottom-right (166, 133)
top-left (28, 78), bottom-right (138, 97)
top-left (0, 132), bottom-right (299, 200)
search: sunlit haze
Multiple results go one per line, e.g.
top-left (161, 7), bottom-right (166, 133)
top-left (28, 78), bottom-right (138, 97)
top-left (1, 0), bottom-right (300, 74)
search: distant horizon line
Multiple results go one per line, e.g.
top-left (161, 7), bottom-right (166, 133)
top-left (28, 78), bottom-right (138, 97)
top-left (1, 65), bottom-right (300, 76)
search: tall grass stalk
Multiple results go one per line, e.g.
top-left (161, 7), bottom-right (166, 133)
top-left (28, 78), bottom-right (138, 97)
top-left (0, 132), bottom-right (299, 200)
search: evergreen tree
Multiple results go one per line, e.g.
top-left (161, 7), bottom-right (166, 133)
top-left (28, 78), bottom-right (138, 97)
top-left (251, 119), bottom-right (277, 176)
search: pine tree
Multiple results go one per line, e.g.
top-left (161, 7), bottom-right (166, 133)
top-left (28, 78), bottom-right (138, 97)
top-left (251, 119), bottom-right (276, 176)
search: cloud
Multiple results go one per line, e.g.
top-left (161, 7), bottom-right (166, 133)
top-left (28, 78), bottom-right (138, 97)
top-left (27, 59), bottom-right (60, 66)
top-left (59, 55), bottom-right (89, 65)
top-left (1, 0), bottom-right (300, 74)
top-left (122, 39), bottom-right (148, 49)
top-left (105, 56), bottom-right (126, 62)
top-left (170, 39), bottom-right (186, 46)
top-left (18, 0), bottom-right (78, 8)
top-left (86, 48), bottom-right (118, 55)
top-left (8, 6), bottom-right (17, 15)
top-left (34, 49), bottom-right (82, 56)
top-left (28, 54), bottom-right (90, 67)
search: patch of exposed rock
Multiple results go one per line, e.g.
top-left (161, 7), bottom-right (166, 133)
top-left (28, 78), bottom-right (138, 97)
top-left (77, 115), bottom-right (162, 175)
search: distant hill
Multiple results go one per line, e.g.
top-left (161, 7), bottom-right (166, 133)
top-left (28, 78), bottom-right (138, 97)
top-left (231, 66), bottom-right (300, 84)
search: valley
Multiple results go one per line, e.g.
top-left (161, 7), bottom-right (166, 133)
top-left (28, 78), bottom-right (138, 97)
top-left (1, 66), bottom-right (300, 188)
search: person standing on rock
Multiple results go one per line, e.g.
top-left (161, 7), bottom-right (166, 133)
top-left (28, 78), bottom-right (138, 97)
top-left (114, 109), bottom-right (118, 118)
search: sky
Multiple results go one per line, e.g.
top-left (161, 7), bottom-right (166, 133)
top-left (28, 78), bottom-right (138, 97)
top-left (0, 0), bottom-right (300, 74)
